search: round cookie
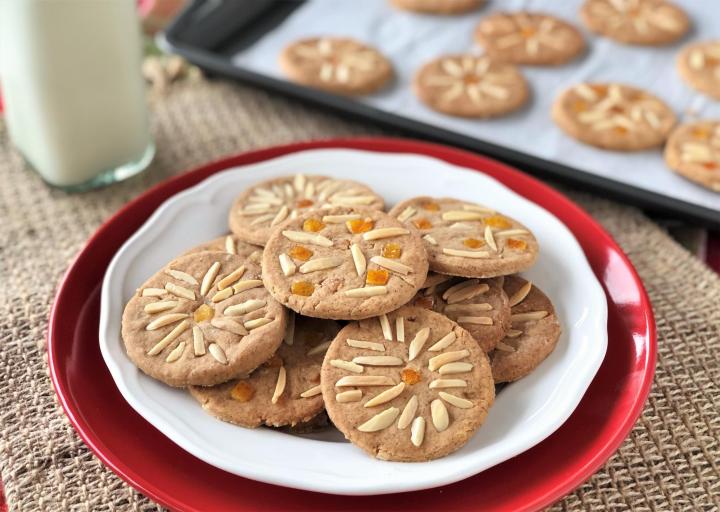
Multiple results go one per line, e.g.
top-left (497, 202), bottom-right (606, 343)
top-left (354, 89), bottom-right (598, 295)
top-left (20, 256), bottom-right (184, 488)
top-left (388, 197), bottom-right (538, 278)
top-left (474, 12), bottom-right (586, 66)
top-left (321, 306), bottom-right (495, 461)
top-left (279, 37), bottom-right (393, 95)
top-left (413, 54), bottom-right (529, 118)
top-left (580, 0), bottom-right (689, 46)
top-left (677, 41), bottom-right (720, 100)
top-left (121, 251), bottom-right (287, 387)
top-left (412, 277), bottom-right (510, 353)
top-left (182, 234), bottom-right (263, 260)
top-left (491, 276), bottom-right (561, 383)
top-left (664, 120), bottom-right (720, 192)
top-left (391, 0), bottom-right (483, 15)
top-left (262, 206), bottom-right (428, 320)
top-left (552, 83), bottom-right (676, 151)
top-left (190, 315), bottom-right (340, 428)
top-left (229, 174), bottom-right (385, 246)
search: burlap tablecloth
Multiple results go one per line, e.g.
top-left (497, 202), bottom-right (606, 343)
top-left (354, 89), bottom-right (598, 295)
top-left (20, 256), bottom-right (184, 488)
top-left (0, 78), bottom-right (718, 511)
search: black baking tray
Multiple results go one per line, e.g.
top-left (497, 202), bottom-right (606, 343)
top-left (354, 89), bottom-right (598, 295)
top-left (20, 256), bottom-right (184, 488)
top-left (162, 0), bottom-right (720, 228)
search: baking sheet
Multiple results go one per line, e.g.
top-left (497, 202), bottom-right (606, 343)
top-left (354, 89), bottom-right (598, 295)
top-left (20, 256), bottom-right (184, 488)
top-left (230, 0), bottom-right (720, 215)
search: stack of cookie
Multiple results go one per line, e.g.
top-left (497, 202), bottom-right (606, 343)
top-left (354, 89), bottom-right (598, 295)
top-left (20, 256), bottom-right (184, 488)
top-left (121, 174), bottom-right (561, 461)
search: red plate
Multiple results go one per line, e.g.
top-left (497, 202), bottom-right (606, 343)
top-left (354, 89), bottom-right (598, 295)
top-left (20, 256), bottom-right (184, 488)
top-left (48, 138), bottom-right (655, 511)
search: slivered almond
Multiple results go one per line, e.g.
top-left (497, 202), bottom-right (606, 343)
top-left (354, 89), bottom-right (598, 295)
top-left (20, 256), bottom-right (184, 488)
top-left (284, 183), bottom-right (294, 199)
top-left (217, 266), bottom-right (246, 290)
top-left (428, 331), bottom-right (456, 352)
top-left (505, 329), bottom-right (523, 338)
top-left (335, 375), bottom-right (395, 387)
top-left (224, 299), bottom-right (265, 316)
top-left (165, 282), bottom-right (195, 300)
top-left (411, 416), bottom-right (426, 447)
top-left (444, 303), bottom-right (492, 314)
top-left (148, 320), bottom-right (190, 356)
top-left (294, 173), bottom-right (306, 193)
top-left (398, 395), bottom-right (419, 429)
top-left (423, 234), bottom-right (438, 245)
top-left (304, 181), bottom-right (315, 198)
top-left (241, 204), bottom-right (272, 214)
top-left (299, 256), bottom-right (344, 273)
top-left (362, 228), bottom-right (409, 241)
top-left (484, 225), bottom-right (497, 251)
top-left (307, 340), bottom-right (331, 356)
top-left (429, 379), bottom-right (467, 389)
top-left (495, 341), bottom-right (516, 352)
top-left (146, 313), bottom-right (188, 331)
top-left (495, 229), bottom-right (529, 237)
top-left (330, 195), bottom-right (377, 205)
top-left (165, 341), bottom-right (186, 363)
top-left (442, 248), bottom-right (490, 259)
top-left (141, 288), bottom-right (166, 297)
top-left (370, 256), bottom-right (413, 275)
top-left (249, 195), bottom-right (282, 205)
top-left (300, 385), bottom-right (322, 398)
top-left (431, 399), bottom-right (449, 432)
top-left (364, 383), bottom-right (405, 407)
top-left (379, 314), bottom-right (392, 341)
top-left (331, 360), bottom-right (364, 373)
top-left (250, 213), bottom-right (275, 225)
top-left (442, 211), bottom-right (483, 221)
top-left (165, 269), bottom-right (198, 285)
top-left (144, 300), bottom-right (179, 314)
top-left (282, 230), bottom-right (333, 247)
top-left (279, 254), bottom-right (296, 276)
top-left (438, 362), bottom-right (474, 375)
top-left (271, 205), bottom-right (289, 227)
top-left (271, 366), bottom-right (286, 404)
top-left (509, 281), bottom-right (532, 307)
top-left (457, 316), bottom-right (493, 325)
top-left (462, 204), bottom-right (494, 213)
top-left (210, 288), bottom-right (233, 303)
top-left (232, 280), bottom-right (264, 294)
top-left (211, 317), bottom-right (248, 335)
top-left (284, 313), bottom-right (295, 346)
top-left (225, 236), bottom-right (236, 254)
top-left (208, 343), bottom-right (228, 364)
top-left (345, 286), bottom-right (387, 298)
top-left (446, 284), bottom-right (490, 304)
top-left (397, 206), bottom-right (417, 222)
top-left (323, 214), bottom-right (361, 223)
top-left (352, 356), bottom-right (403, 366)
top-left (350, 244), bottom-right (366, 277)
top-left (511, 310), bottom-right (548, 322)
top-left (336, 390), bottom-right (363, 402)
top-left (439, 391), bottom-right (473, 409)
top-left (408, 327), bottom-right (431, 361)
top-left (442, 279), bottom-right (478, 300)
top-left (428, 349), bottom-right (470, 371)
top-left (357, 407), bottom-right (400, 432)
top-left (346, 339), bottom-right (385, 351)
top-left (192, 325), bottom-right (205, 356)
top-left (244, 317), bottom-right (273, 330)
top-left (575, 83), bottom-right (598, 101)
top-left (200, 262), bottom-right (220, 296)
top-left (396, 317), bottom-right (405, 342)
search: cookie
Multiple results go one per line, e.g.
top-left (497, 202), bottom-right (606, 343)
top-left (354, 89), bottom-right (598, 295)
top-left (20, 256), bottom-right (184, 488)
top-left (279, 37), bottom-right (393, 95)
top-left (182, 234), bottom-right (262, 260)
top-left (420, 272), bottom-right (453, 290)
top-left (388, 197), bottom-right (538, 278)
top-left (190, 315), bottom-right (340, 428)
top-left (121, 251), bottom-right (287, 387)
top-left (677, 41), bottom-right (720, 100)
top-left (413, 277), bottom-right (510, 353)
top-left (664, 120), bottom-right (720, 192)
top-left (552, 83), bottom-right (676, 150)
top-left (580, 0), bottom-right (689, 46)
top-left (261, 206), bottom-right (429, 320)
top-left (228, 174), bottom-right (385, 246)
top-left (413, 54), bottom-right (529, 118)
top-left (474, 12), bottom-right (586, 66)
top-left (491, 276), bottom-right (561, 383)
top-left (391, 0), bottom-right (483, 15)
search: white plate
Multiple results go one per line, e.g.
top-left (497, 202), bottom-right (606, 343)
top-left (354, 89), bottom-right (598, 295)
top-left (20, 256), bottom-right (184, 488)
top-left (99, 148), bottom-right (608, 496)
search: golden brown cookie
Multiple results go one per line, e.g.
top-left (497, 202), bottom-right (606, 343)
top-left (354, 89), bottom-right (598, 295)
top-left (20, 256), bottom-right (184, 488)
top-left (121, 252), bottom-right (287, 387)
top-left (491, 276), bottom-right (561, 383)
top-left (229, 174), bottom-right (385, 246)
top-left (413, 54), bottom-right (529, 118)
top-left (677, 41), bottom-right (720, 100)
top-left (552, 83), bottom-right (676, 150)
top-left (664, 120), bottom-right (720, 192)
top-left (580, 0), bottom-right (689, 46)
top-left (182, 234), bottom-right (263, 260)
top-left (388, 197), bottom-right (538, 278)
top-left (321, 306), bottom-right (495, 461)
top-left (261, 206), bottom-right (429, 320)
top-left (279, 37), bottom-right (393, 95)
top-left (474, 12), bottom-right (586, 66)
top-left (390, 0), bottom-right (483, 15)
top-left (189, 316), bottom-right (340, 428)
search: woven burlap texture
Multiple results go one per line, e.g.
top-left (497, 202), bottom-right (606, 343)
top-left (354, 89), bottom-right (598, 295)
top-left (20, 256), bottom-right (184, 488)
top-left (0, 79), bottom-right (718, 511)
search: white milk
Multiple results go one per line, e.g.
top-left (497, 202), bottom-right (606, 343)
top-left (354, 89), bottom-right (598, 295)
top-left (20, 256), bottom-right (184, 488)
top-left (0, 0), bottom-right (153, 190)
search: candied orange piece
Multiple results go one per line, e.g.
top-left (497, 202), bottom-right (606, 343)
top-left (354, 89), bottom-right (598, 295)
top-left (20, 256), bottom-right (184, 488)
top-left (264, 355), bottom-right (283, 368)
top-left (346, 218), bottom-right (374, 234)
top-left (193, 304), bottom-right (214, 323)
top-left (613, 126), bottom-right (628, 135)
top-left (302, 218), bottom-right (325, 232)
top-left (413, 218), bottom-right (433, 230)
top-left (419, 201), bottom-right (440, 211)
top-left (366, 269), bottom-right (389, 285)
top-left (590, 84), bottom-right (608, 96)
top-left (291, 281), bottom-right (315, 296)
top-left (463, 238), bottom-right (485, 249)
top-left (289, 245), bottom-right (313, 261)
top-left (484, 215), bottom-right (512, 229)
top-left (506, 238), bottom-right (528, 250)
top-left (401, 368), bottom-right (421, 385)
top-left (230, 381), bottom-right (255, 402)
top-left (571, 99), bottom-right (588, 113)
top-left (382, 243), bottom-right (402, 259)
top-left (703, 162), bottom-right (719, 170)
top-left (296, 198), bottom-right (314, 208)
top-left (692, 127), bottom-right (711, 140)
top-left (520, 26), bottom-right (536, 38)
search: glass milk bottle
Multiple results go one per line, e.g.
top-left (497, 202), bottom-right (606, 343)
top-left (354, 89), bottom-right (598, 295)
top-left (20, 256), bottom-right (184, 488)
top-left (0, 0), bottom-right (154, 191)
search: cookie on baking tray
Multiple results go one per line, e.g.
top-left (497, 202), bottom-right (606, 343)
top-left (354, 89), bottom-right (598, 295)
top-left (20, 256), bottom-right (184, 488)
top-left (664, 120), bottom-right (720, 193)
top-left (552, 82), bottom-right (676, 151)
top-left (121, 251), bottom-right (287, 387)
top-left (414, 54), bottom-right (529, 118)
top-left (261, 206), bottom-right (428, 320)
top-left (390, 0), bottom-right (483, 15)
top-left (491, 276), bottom-right (561, 383)
top-left (321, 306), bottom-right (495, 461)
top-left (190, 315), bottom-right (341, 428)
top-left (474, 12), bottom-right (586, 66)
top-left (388, 197), bottom-right (538, 278)
top-left (182, 234), bottom-right (263, 260)
top-left (228, 174), bottom-right (385, 246)
top-left (279, 37), bottom-right (393, 95)
top-left (676, 41), bottom-right (720, 100)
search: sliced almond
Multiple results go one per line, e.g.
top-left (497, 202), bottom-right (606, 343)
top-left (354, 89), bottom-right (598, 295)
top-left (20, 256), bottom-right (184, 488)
top-left (438, 362), bottom-right (474, 375)
top-left (439, 391), bottom-right (473, 409)
top-left (306, 340), bottom-right (331, 356)
top-left (442, 211), bottom-right (483, 221)
top-left (244, 317), bottom-right (273, 330)
top-left (495, 229), bottom-right (529, 237)
top-left (362, 228), bottom-right (409, 241)
top-left (350, 244), bottom-right (366, 277)
top-left (146, 313), bottom-right (188, 331)
top-left (282, 230), bottom-right (333, 247)
top-left (199, 262), bottom-right (221, 296)
top-left (164, 282), bottom-right (195, 301)
top-left (462, 204), bottom-right (494, 213)
top-left (147, 320), bottom-right (190, 356)
top-left (396, 317), bottom-right (405, 342)
top-left (330, 359), bottom-right (364, 373)
top-left (505, 329), bottom-right (523, 338)
top-left (408, 327), bottom-right (431, 361)
top-left (345, 286), bottom-right (387, 298)
top-left (429, 379), bottom-right (467, 389)
top-left (165, 269), bottom-right (198, 285)
top-left (279, 254), bottom-right (296, 277)
top-left (397, 395), bottom-right (418, 429)
top-left (330, 195), bottom-right (377, 206)
top-left (144, 300), bottom-right (179, 314)
top-left (444, 303), bottom-right (492, 314)
top-left (217, 266), bottom-right (246, 290)
top-left (396, 206), bottom-right (416, 222)
top-left (336, 390), bottom-right (363, 402)
top-left (300, 384), bottom-right (322, 398)
top-left (428, 331), bottom-right (456, 352)
top-left (250, 213), bottom-right (275, 225)
top-left (210, 288), bottom-right (233, 303)
top-left (284, 313), bottom-right (295, 346)
top-left (211, 317), bottom-right (248, 335)
top-left (271, 366), bottom-right (286, 404)
top-left (165, 341), bottom-right (186, 363)
top-left (484, 225), bottom-right (497, 251)
top-left (423, 234), bottom-right (438, 245)
top-left (357, 407), bottom-right (400, 432)
top-left (511, 310), bottom-right (548, 322)
top-left (442, 279), bottom-right (478, 300)
top-left (299, 256), bottom-right (344, 273)
top-left (379, 314), bottom-right (392, 341)
top-left (457, 316), bottom-right (493, 325)
top-left (335, 375), bottom-right (395, 387)
top-left (431, 399), bottom-right (449, 432)
top-left (323, 214), bottom-right (361, 223)
top-left (508, 281), bottom-right (532, 307)
top-left (446, 283), bottom-right (489, 304)
top-left (225, 236), bottom-right (236, 254)
top-left (364, 382), bottom-right (405, 407)
top-left (370, 256), bottom-right (413, 275)
top-left (141, 288), bottom-right (166, 298)
top-left (410, 416), bottom-right (426, 447)
top-left (428, 349), bottom-right (470, 371)
top-left (224, 299), bottom-right (265, 316)
top-left (232, 279), bottom-right (264, 294)
top-left (346, 339), bottom-right (385, 352)
top-left (192, 325), bottom-right (205, 356)
top-left (442, 248), bottom-right (490, 259)
top-left (352, 356), bottom-right (403, 366)
top-left (208, 343), bottom-right (228, 364)
top-left (495, 340), bottom-right (516, 352)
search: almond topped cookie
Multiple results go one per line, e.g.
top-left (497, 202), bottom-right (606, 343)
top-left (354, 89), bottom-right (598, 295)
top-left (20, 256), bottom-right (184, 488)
top-left (229, 174), bottom-right (385, 246)
top-left (121, 252), bottom-right (287, 387)
top-left (552, 83), bottom-right (676, 150)
top-left (474, 12), bottom-right (586, 66)
top-left (190, 315), bottom-right (340, 428)
top-left (388, 197), bottom-right (538, 278)
top-left (262, 206), bottom-right (428, 320)
top-left (279, 37), bottom-right (393, 95)
top-left (491, 276), bottom-right (561, 383)
top-left (413, 54), bottom-right (529, 118)
top-left (677, 41), bottom-right (720, 100)
top-left (580, 0), bottom-right (689, 46)
top-left (321, 306), bottom-right (495, 461)
top-left (664, 120), bottom-right (720, 192)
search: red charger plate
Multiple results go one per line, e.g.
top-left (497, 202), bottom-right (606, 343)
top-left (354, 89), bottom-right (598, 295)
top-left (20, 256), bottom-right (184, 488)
top-left (48, 138), bottom-right (655, 511)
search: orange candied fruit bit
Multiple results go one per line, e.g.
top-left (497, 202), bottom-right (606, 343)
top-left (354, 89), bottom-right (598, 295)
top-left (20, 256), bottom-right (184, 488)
top-left (401, 368), bottom-right (421, 385)
top-left (613, 126), bottom-right (628, 135)
top-left (463, 238), bottom-right (485, 249)
top-left (291, 281), bottom-right (315, 296)
top-left (702, 162), bottom-right (719, 170)
top-left (692, 126), bottom-right (711, 140)
top-left (506, 238), bottom-right (528, 250)
top-left (382, 243), bottom-right (402, 259)
top-left (289, 245), bottom-right (313, 261)
top-left (571, 99), bottom-right (588, 113)
top-left (520, 26), bottom-right (536, 38)
top-left (419, 201), bottom-right (440, 211)
top-left (366, 269), bottom-right (390, 286)
top-left (296, 198), bottom-right (314, 208)
top-left (302, 218), bottom-right (325, 233)
top-left (413, 217), bottom-right (433, 230)
top-left (484, 215), bottom-right (512, 229)
top-left (193, 304), bottom-right (214, 323)
top-left (230, 381), bottom-right (255, 402)
top-left (346, 218), bottom-right (374, 234)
